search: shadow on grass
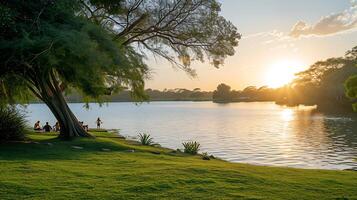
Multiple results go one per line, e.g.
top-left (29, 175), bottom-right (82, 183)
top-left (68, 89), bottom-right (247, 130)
top-left (0, 135), bottom-right (133, 161)
top-left (0, 132), bottom-right (191, 162)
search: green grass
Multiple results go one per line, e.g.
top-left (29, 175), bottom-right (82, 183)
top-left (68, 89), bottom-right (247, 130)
top-left (0, 132), bottom-right (357, 200)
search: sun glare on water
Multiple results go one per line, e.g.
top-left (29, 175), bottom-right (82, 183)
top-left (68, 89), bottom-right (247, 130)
top-left (265, 60), bottom-right (304, 88)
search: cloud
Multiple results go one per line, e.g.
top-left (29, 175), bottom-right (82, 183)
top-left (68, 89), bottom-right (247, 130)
top-left (289, 3), bottom-right (357, 38)
top-left (242, 30), bottom-right (284, 39)
top-left (242, 30), bottom-right (291, 48)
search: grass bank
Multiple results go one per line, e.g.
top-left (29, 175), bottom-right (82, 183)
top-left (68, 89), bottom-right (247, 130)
top-left (0, 132), bottom-right (357, 200)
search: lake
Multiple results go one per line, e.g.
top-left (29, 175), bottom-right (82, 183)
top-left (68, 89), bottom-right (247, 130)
top-left (25, 101), bottom-right (357, 170)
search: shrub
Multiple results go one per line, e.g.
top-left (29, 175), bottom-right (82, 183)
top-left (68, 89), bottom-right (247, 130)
top-left (138, 133), bottom-right (154, 145)
top-left (182, 141), bottom-right (200, 155)
top-left (0, 106), bottom-right (26, 141)
top-left (202, 152), bottom-right (210, 160)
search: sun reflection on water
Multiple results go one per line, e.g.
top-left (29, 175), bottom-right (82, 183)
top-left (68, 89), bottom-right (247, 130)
top-left (281, 108), bottom-right (294, 121)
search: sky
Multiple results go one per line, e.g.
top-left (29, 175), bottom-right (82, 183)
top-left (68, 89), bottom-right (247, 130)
top-left (145, 0), bottom-right (357, 91)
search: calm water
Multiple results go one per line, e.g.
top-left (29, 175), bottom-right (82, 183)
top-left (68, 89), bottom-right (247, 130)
top-left (25, 102), bottom-right (357, 170)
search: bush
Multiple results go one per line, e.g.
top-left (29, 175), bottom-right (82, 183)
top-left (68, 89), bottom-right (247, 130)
top-left (202, 152), bottom-right (210, 160)
top-left (138, 133), bottom-right (154, 145)
top-left (0, 106), bottom-right (26, 141)
top-left (182, 141), bottom-right (200, 155)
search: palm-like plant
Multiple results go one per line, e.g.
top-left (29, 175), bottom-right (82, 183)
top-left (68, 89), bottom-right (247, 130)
top-left (182, 141), bottom-right (200, 155)
top-left (138, 133), bottom-right (154, 145)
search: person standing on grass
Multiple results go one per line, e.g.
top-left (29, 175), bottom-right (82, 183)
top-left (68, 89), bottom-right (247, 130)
top-left (96, 117), bottom-right (102, 129)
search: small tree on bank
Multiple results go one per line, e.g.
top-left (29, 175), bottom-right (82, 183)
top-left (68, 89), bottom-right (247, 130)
top-left (213, 83), bottom-right (232, 102)
top-left (0, 0), bottom-right (240, 139)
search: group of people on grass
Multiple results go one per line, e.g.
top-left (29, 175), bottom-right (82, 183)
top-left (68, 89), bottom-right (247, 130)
top-left (34, 121), bottom-right (60, 132)
top-left (33, 117), bottom-right (103, 132)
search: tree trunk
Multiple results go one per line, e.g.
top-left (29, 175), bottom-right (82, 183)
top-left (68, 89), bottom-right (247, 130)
top-left (28, 69), bottom-right (92, 139)
top-left (42, 89), bottom-right (92, 139)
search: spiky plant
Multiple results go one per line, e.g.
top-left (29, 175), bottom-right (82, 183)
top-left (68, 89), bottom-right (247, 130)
top-left (138, 133), bottom-right (154, 145)
top-left (0, 106), bottom-right (27, 141)
top-left (182, 141), bottom-right (200, 155)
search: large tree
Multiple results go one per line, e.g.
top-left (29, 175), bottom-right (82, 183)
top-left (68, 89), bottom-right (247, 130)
top-left (0, 0), bottom-right (240, 138)
top-left (285, 46), bottom-right (357, 111)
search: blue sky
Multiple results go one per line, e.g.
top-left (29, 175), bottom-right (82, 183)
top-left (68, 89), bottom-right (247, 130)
top-left (146, 0), bottom-right (357, 90)
top-left (221, 0), bottom-right (351, 34)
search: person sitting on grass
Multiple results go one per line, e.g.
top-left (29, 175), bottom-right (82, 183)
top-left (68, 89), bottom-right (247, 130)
top-left (34, 121), bottom-right (42, 131)
top-left (79, 121), bottom-right (89, 132)
top-left (53, 122), bottom-right (60, 132)
top-left (43, 122), bottom-right (52, 132)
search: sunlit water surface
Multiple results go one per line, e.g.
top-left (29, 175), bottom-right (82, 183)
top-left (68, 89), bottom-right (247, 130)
top-left (26, 102), bottom-right (357, 170)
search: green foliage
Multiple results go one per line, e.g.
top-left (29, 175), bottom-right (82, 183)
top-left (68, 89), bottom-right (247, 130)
top-left (0, 75), bottom-right (34, 106)
top-left (138, 133), bottom-right (154, 145)
top-left (292, 58), bottom-right (357, 105)
top-left (182, 141), bottom-right (200, 155)
top-left (0, 0), bottom-right (149, 102)
top-left (344, 46), bottom-right (357, 111)
top-left (272, 46), bottom-right (357, 111)
top-left (0, 106), bottom-right (26, 141)
top-left (82, 0), bottom-right (241, 73)
top-left (1, 0), bottom-right (240, 105)
top-left (345, 75), bottom-right (357, 111)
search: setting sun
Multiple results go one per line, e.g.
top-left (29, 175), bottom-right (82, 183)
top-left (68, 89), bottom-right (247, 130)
top-left (265, 60), bottom-right (305, 88)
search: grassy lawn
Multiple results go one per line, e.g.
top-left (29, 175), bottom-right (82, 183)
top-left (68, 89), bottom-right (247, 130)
top-left (0, 132), bottom-right (357, 200)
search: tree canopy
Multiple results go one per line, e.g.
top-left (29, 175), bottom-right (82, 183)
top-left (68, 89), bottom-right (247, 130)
top-left (0, 0), bottom-right (149, 102)
top-left (0, 0), bottom-right (240, 138)
top-left (82, 0), bottom-right (240, 74)
top-left (212, 83), bottom-right (231, 102)
top-left (276, 46), bottom-right (357, 111)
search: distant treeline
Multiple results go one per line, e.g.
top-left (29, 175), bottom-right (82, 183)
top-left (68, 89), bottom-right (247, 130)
top-left (64, 85), bottom-right (279, 103)
top-left (64, 88), bottom-right (213, 102)
top-left (212, 84), bottom-right (277, 103)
